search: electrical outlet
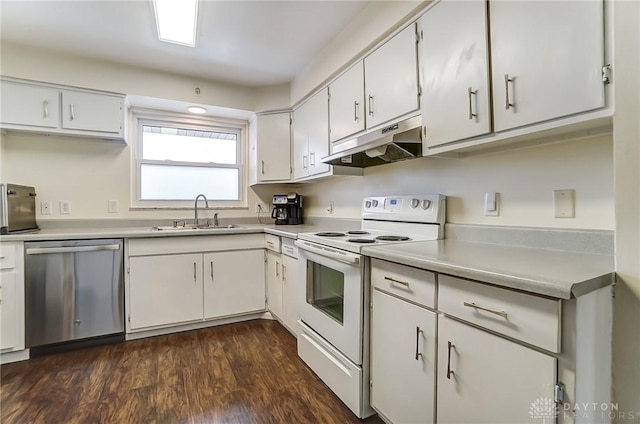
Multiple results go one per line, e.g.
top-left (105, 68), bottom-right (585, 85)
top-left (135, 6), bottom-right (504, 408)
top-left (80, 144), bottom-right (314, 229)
top-left (255, 202), bottom-right (268, 213)
top-left (108, 200), bottom-right (118, 213)
top-left (554, 189), bottom-right (575, 218)
top-left (60, 200), bottom-right (71, 214)
top-left (40, 201), bottom-right (52, 215)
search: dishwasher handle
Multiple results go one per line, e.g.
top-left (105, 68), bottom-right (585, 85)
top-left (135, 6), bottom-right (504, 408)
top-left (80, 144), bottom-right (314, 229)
top-left (26, 244), bottom-right (121, 255)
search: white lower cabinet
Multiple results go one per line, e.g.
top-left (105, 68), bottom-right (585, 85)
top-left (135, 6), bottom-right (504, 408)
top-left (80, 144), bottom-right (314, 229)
top-left (0, 242), bottom-right (26, 360)
top-left (266, 237), bottom-right (300, 336)
top-left (437, 316), bottom-right (556, 423)
top-left (204, 249), bottom-right (265, 319)
top-left (266, 249), bottom-right (284, 320)
top-left (370, 289), bottom-right (436, 424)
top-left (128, 253), bottom-right (204, 330)
top-left (127, 235), bottom-right (266, 333)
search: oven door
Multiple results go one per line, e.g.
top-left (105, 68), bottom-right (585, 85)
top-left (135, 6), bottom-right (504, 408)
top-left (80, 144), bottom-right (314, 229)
top-left (295, 240), bottom-right (364, 365)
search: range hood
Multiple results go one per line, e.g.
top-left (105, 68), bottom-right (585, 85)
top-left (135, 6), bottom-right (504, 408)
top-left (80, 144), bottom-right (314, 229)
top-left (322, 115), bottom-right (422, 168)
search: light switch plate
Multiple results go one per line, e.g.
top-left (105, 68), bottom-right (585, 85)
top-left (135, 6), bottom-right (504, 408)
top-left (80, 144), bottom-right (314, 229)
top-left (554, 189), bottom-right (575, 218)
top-left (40, 201), bottom-right (52, 215)
top-left (484, 192), bottom-right (499, 216)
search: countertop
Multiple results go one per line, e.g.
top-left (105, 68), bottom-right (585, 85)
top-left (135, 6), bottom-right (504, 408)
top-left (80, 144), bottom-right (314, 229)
top-left (362, 239), bottom-right (614, 300)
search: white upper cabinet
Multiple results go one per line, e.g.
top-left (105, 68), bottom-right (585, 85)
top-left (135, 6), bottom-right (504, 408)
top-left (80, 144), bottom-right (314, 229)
top-left (292, 89), bottom-right (331, 180)
top-left (329, 61), bottom-right (365, 143)
top-left (0, 78), bottom-right (126, 142)
top-left (364, 23), bottom-right (420, 129)
top-left (419, 0), bottom-right (492, 147)
top-left (0, 81), bottom-right (60, 129)
top-left (490, 0), bottom-right (605, 132)
top-left (61, 90), bottom-right (123, 134)
top-left (254, 112), bottom-right (291, 183)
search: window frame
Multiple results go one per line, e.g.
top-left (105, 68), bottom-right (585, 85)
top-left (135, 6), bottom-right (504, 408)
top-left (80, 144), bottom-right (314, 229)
top-left (130, 109), bottom-right (249, 210)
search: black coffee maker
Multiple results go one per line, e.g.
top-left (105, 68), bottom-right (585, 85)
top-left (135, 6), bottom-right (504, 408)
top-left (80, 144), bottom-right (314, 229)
top-left (271, 193), bottom-right (303, 225)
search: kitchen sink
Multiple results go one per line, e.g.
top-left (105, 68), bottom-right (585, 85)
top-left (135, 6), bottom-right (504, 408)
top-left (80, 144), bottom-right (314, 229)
top-left (150, 224), bottom-right (244, 231)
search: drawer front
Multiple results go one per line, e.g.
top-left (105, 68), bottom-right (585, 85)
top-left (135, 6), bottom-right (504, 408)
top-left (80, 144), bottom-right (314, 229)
top-left (265, 234), bottom-right (281, 253)
top-left (281, 238), bottom-right (297, 257)
top-left (0, 246), bottom-right (16, 269)
top-left (371, 259), bottom-right (436, 309)
top-left (438, 274), bottom-right (561, 352)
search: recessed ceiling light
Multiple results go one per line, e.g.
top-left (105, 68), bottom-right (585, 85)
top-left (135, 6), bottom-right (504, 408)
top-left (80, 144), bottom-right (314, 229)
top-left (187, 106), bottom-right (207, 114)
top-left (153, 0), bottom-right (198, 47)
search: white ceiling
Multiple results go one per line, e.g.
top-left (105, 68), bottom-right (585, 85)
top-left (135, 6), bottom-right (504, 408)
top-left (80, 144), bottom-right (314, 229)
top-left (0, 0), bottom-right (370, 87)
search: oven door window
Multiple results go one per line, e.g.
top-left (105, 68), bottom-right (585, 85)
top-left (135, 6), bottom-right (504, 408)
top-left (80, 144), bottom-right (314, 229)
top-left (307, 260), bottom-right (344, 324)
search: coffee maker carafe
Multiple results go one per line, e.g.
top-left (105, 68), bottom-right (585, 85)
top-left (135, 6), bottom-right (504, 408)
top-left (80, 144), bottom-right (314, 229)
top-left (271, 193), bottom-right (303, 225)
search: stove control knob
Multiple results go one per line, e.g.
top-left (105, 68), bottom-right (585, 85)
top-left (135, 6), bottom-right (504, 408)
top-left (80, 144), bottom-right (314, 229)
top-left (365, 200), bottom-right (372, 208)
top-left (421, 199), bottom-right (431, 210)
top-left (371, 200), bottom-right (379, 207)
top-left (411, 198), bottom-right (420, 208)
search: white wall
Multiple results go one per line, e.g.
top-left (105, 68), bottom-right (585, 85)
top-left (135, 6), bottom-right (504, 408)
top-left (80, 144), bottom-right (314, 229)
top-left (296, 135), bottom-right (614, 230)
top-left (290, 1), bottom-right (426, 105)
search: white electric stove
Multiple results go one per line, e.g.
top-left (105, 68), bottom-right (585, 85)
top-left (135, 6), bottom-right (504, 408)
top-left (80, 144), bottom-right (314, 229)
top-left (294, 194), bottom-right (446, 418)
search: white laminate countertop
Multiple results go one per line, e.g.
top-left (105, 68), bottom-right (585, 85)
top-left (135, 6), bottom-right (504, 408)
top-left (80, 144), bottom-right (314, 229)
top-left (362, 239), bottom-right (614, 300)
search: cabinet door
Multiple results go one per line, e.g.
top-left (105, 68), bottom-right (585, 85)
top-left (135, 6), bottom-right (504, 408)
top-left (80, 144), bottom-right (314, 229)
top-left (282, 254), bottom-right (300, 334)
top-left (266, 250), bottom-right (283, 320)
top-left (292, 105), bottom-right (309, 180)
top-left (0, 271), bottom-right (17, 350)
top-left (329, 62), bottom-right (366, 143)
top-left (129, 254), bottom-right (203, 330)
top-left (0, 81), bottom-right (59, 129)
top-left (61, 90), bottom-right (123, 134)
top-left (370, 290), bottom-right (436, 424)
top-left (365, 24), bottom-right (420, 128)
top-left (256, 113), bottom-right (291, 182)
top-left (419, 0), bottom-right (491, 147)
top-left (490, 0), bottom-right (605, 132)
top-left (204, 250), bottom-right (266, 319)
top-left (437, 316), bottom-right (556, 424)
top-left (306, 89), bottom-right (331, 176)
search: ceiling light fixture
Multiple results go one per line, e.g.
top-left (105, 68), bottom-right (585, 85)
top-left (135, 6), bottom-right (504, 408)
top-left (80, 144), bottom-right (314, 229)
top-left (152, 0), bottom-right (198, 47)
top-left (187, 106), bottom-right (207, 114)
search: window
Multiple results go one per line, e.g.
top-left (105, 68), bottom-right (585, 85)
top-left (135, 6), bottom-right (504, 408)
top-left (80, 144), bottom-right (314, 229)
top-left (132, 112), bottom-right (247, 209)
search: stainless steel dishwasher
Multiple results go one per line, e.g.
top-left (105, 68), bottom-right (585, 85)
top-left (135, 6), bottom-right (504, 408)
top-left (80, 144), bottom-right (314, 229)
top-left (24, 239), bottom-right (124, 348)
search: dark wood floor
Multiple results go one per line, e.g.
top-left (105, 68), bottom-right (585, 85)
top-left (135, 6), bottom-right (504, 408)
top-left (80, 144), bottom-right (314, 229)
top-left (1, 320), bottom-right (382, 424)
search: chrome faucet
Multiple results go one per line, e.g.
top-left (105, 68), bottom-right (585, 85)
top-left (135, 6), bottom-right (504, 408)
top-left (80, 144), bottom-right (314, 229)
top-left (194, 194), bottom-right (209, 226)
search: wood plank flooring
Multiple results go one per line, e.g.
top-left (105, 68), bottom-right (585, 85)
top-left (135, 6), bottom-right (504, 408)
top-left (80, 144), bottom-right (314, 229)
top-left (1, 320), bottom-right (382, 424)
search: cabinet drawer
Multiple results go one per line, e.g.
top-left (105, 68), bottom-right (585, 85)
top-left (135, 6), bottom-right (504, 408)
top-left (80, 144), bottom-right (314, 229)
top-left (281, 238), bottom-right (297, 257)
top-left (265, 234), bottom-right (281, 253)
top-left (371, 259), bottom-right (436, 309)
top-left (438, 274), bottom-right (561, 352)
top-left (0, 246), bottom-right (16, 270)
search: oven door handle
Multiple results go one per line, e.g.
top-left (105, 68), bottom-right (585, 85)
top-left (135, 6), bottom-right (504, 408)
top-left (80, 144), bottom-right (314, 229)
top-left (294, 240), bottom-right (360, 265)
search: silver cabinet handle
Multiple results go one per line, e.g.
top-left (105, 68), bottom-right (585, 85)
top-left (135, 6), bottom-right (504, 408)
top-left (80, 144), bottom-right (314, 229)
top-left (504, 74), bottom-right (515, 110)
top-left (193, 262), bottom-right (197, 282)
top-left (43, 100), bottom-right (49, 118)
top-left (310, 151), bottom-right (316, 167)
top-left (447, 341), bottom-right (455, 379)
top-left (464, 301), bottom-right (508, 319)
top-left (210, 261), bottom-right (214, 281)
top-left (261, 160), bottom-right (265, 175)
top-left (368, 95), bottom-right (374, 116)
top-left (26, 244), bottom-right (120, 255)
top-left (384, 276), bottom-right (410, 288)
top-left (275, 261), bottom-right (280, 277)
top-left (303, 155), bottom-right (308, 169)
top-left (468, 87), bottom-right (477, 120)
top-left (354, 101), bottom-right (359, 122)
top-left (70, 104), bottom-right (76, 121)
top-left (415, 326), bottom-right (423, 360)
top-left (282, 264), bottom-right (287, 282)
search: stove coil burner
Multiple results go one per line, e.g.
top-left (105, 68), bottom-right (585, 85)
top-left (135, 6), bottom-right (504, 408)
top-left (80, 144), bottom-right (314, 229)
top-left (346, 230), bottom-right (370, 235)
top-left (315, 232), bottom-right (346, 237)
top-left (348, 238), bottom-right (376, 244)
top-left (376, 235), bottom-right (411, 241)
